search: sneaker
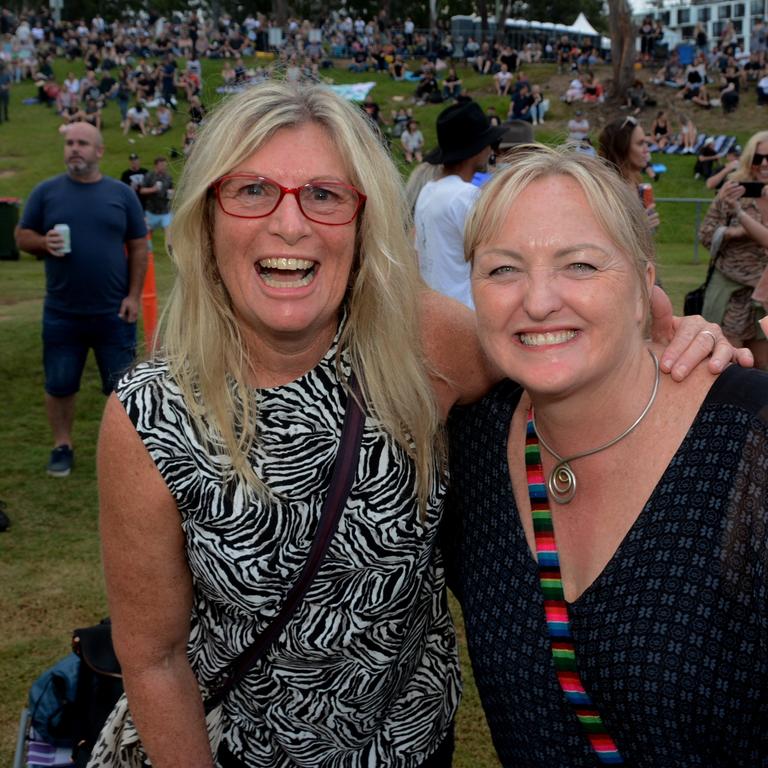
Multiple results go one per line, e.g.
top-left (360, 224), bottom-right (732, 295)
top-left (47, 445), bottom-right (74, 477)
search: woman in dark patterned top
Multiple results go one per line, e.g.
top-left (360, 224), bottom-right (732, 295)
top-left (445, 146), bottom-right (767, 767)
top-left (700, 130), bottom-right (768, 369)
top-left (93, 83), bottom-right (743, 768)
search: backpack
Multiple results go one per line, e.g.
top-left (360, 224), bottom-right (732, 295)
top-left (27, 620), bottom-right (124, 766)
top-left (28, 652), bottom-right (80, 747)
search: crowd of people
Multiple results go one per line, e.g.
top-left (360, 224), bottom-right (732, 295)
top-left (4, 4), bottom-right (768, 768)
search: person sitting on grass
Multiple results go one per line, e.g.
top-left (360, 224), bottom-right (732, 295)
top-left (494, 63), bottom-right (514, 96)
top-left (693, 137), bottom-right (721, 179)
top-left (401, 119), bottom-right (424, 164)
top-left (83, 96), bottom-right (102, 131)
top-left (123, 101), bottom-right (150, 136)
top-left (152, 103), bottom-right (173, 135)
top-left (509, 83), bottom-right (534, 122)
top-left (679, 115), bottom-right (698, 153)
top-left (720, 81), bottom-right (739, 113)
top-left (414, 70), bottom-right (440, 105)
top-left (442, 66), bottom-right (462, 101)
top-left (692, 83), bottom-right (712, 108)
top-left (563, 73), bottom-right (584, 103)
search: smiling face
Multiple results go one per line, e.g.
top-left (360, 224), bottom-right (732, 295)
top-left (627, 124), bottom-right (650, 175)
top-left (471, 175), bottom-right (653, 400)
top-left (213, 122), bottom-right (358, 353)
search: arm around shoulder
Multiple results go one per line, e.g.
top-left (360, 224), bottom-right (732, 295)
top-left (98, 395), bottom-right (214, 768)
top-left (419, 289), bottom-right (501, 419)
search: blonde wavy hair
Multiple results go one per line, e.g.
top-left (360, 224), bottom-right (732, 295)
top-left (464, 144), bottom-right (656, 325)
top-left (161, 81), bottom-right (441, 508)
top-left (731, 130), bottom-right (768, 182)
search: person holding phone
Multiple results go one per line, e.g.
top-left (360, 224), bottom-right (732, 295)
top-left (700, 130), bottom-right (768, 368)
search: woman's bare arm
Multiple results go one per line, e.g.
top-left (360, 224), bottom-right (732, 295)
top-left (98, 395), bottom-right (214, 768)
top-left (419, 290), bottom-right (500, 419)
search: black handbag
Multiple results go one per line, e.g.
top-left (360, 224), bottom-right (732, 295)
top-left (71, 620), bottom-right (124, 767)
top-left (684, 262), bottom-right (715, 316)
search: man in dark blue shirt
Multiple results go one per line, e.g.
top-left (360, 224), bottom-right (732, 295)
top-left (16, 122), bottom-right (148, 477)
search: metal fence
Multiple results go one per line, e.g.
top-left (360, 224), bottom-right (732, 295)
top-left (655, 196), bottom-right (713, 264)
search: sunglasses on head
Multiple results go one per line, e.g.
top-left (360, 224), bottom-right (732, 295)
top-left (751, 152), bottom-right (768, 165)
top-left (621, 116), bottom-right (638, 130)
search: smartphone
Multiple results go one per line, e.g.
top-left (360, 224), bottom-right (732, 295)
top-left (739, 182), bottom-right (765, 198)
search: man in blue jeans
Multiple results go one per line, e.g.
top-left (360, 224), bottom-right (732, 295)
top-left (15, 122), bottom-right (148, 476)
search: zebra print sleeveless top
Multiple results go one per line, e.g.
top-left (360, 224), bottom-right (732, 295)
top-left (116, 332), bottom-right (459, 768)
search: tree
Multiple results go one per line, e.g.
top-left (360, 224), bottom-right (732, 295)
top-left (607, 0), bottom-right (636, 102)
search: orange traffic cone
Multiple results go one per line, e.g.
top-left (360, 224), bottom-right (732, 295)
top-left (141, 233), bottom-right (158, 353)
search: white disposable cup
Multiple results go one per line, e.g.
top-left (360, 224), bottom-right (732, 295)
top-left (53, 223), bottom-right (71, 254)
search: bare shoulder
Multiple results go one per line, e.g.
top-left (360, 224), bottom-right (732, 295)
top-left (419, 290), bottom-right (501, 418)
top-left (98, 393), bottom-right (181, 545)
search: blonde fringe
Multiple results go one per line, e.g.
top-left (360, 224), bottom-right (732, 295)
top-left (155, 81), bottom-right (442, 512)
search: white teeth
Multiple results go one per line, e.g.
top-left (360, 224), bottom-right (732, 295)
top-left (258, 258), bottom-right (315, 270)
top-left (260, 272), bottom-right (315, 288)
top-left (519, 330), bottom-right (577, 346)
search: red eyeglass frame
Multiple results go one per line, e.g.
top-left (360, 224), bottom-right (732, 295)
top-left (210, 174), bottom-right (367, 226)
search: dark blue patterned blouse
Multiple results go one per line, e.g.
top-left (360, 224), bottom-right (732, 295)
top-left (444, 365), bottom-right (768, 767)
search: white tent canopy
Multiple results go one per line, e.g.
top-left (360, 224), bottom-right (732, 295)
top-left (570, 12), bottom-right (599, 36)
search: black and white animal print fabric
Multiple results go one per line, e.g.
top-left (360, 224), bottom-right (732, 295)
top-left (114, 335), bottom-right (459, 767)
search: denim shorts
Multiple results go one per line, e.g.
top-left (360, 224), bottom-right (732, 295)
top-left (43, 306), bottom-right (137, 396)
top-left (146, 211), bottom-right (172, 231)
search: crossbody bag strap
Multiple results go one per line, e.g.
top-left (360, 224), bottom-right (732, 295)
top-left (204, 373), bottom-right (366, 714)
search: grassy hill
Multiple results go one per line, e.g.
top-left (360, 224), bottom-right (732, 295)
top-left (1, 55), bottom-right (763, 767)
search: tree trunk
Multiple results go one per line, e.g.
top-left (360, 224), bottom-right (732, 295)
top-left (273, 0), bottom-right (288, 28)
top-left (607, 0), bottom-right (636, 102)
top-left (478, 0), bottom-right (489, 42)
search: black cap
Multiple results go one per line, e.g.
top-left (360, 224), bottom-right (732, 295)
top-left (425, 101), bottom-right (506, 165)
top-left (129, 153), bottom-right (139, 160)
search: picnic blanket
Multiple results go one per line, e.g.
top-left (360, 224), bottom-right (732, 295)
top-left (649, 134), bottom-right (737, 155)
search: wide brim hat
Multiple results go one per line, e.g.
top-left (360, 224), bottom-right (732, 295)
top-left (497, 120), bottom-right (535, 150)
top-left (425, 101), bottom-right (506, 165)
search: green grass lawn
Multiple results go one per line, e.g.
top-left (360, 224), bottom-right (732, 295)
top-left (0, 55), bottom-right (756, 766)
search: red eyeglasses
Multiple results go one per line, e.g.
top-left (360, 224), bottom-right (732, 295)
top-left (211, 174), bottom-right (366, 225)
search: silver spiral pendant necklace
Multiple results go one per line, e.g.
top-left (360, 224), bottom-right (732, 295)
top-left (531, 350), bottom-right (661, 504)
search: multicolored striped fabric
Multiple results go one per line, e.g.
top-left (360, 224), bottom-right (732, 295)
top-left (526, 413), bottom-right (624, 765)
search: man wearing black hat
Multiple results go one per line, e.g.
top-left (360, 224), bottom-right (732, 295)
top-left (414, 100), bottom-right (505, 308)
top-left (120, 153), bottom-right (148, 208)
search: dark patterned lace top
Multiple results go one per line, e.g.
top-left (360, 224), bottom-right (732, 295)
top-left (444, 364), bottom-right (768, 767)
top-left (116, 327), bottom-right (459, 768)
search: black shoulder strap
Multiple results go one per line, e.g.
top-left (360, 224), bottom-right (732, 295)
top-left (204, 374), bottom-right (365, 714)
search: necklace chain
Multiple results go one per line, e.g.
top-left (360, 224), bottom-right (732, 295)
top-left (531, 349), bottom-right (660, 504)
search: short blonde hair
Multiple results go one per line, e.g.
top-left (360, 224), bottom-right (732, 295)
top-left (464, 144), bottom-right (655, 314)
top-left (162, 81), bottom-right (441, 507)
